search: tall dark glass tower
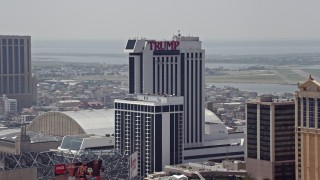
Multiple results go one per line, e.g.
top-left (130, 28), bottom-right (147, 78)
top-left (0, 35), bottom-right (34, 109)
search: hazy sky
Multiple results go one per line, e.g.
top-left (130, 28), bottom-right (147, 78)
top-left (1, 0), bottom-right (320, 41)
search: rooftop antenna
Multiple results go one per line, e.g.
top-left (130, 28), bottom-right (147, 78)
top-left (178, 29), bottom-right (181, 37)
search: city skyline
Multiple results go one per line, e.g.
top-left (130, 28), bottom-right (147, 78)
top-left (1, 0), bottom-right (320, 41)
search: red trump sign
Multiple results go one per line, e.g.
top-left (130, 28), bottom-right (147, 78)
top-left (148, 41), bottom-right (180, 51)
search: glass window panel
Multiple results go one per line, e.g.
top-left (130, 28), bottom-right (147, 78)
top-left (303, 98), bottom-right (307, 127)
top-left (309, 98), bottom-right (315, 128)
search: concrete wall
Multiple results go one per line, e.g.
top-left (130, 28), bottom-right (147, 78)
top-left (246, 158), bottom-right (273, 180)
top-left (0, 167), bottom-right (37, 180)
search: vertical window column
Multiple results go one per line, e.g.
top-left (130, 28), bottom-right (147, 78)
top-left (166, 57), bottom-right (169, 94)
top-left (170, 57), bottom-right (173, 95)
top-left (129, 57), bottom-right (135, 94)
top-left (2, 46), bottom-right (7, 74)
top-left (298, 97), bottom-right (301, 127)
top-left (161, 57), bottom-right (164, 93)
top-left (153, 57), bottom-right (155, 94)
top-left (309, 98), bottom-right (315, 128)
top-left (303, 97), bottom-right (307, 127)
top-left (318, 98), bottom-right (320, 128)
top-left (8, 46), bottom-right (13, 74)
top-left (157, 57), bottom-right (160, 94)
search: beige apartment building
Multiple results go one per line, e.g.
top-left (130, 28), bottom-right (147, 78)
top-left (295, 76), bottom-right (320, 180)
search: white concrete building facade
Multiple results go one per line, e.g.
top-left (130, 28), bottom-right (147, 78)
top-left (115, 95), bottom-right (184, 177)
top-left (124, 35), bottom-right (205, 147)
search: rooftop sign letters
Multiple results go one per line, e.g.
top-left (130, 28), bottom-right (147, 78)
top-left (148, 41), bottom-right (180, 51)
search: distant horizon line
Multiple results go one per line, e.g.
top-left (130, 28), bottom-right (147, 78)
top-left (30, 37), bottom-right (320, 42)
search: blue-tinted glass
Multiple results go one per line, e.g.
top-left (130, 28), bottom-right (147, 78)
top-left (318, 99), bottom-right (320, 128)
top-left (20, 76), bottom-right (25, 93)
top-left (27, 46), bottom-right (30, 73)
top-left (14, 46), bottom-right (19, 73)
top-left (14, 39), bottom-right (18, 45)
top-left (155, 106), bottom-right (161, 112)
top-left (125, 40), bottom-right (136, 49)
top-left (199, 60), bottom-right (202, 142)
top-left (309, 98), bottom-right (315, 128)
top-left (298, 97), bottom-right (301, 126)
top-left (20, 39), bottom-right (24, 45)
top-left (8, 39), bottom-right (12, 45)
top-left (3, 76), bottom-right (7, 94)
top-left (162, 105), bottom-right (169, 112)
top-left (0, 50), bottom-right (1, 74)
top-left (179, 105), bottom-right (183, 111)
top-left (60, 136), bottom-right (83, 150)
top-left (15, 76), bottom-right (19, 93)
top-left (9, 76), bottom-right (13, 94)
top-left (2, 46), bottom-right (7, 74)
top-left (303, 97), bottom-right (307, 127)
top-left (8, 46), bottom-right (13, 74)
top-left (28, 76), bottom-right (30, 93)
top-left (2, 39), bottom-right (7, 45)
top-left (20, 46), bottom-right (24, 73)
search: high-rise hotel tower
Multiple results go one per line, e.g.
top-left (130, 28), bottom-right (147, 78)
top-left (246, 95), bottom-right (295, 180)
top-left (0, 35), bottom-right (34, 109)
top-left (124, 35), bottom-right (205, 147)
top-left (115, 95), bottom-right (183, 176)
top-left (295, 76), bottom-right (320, 180)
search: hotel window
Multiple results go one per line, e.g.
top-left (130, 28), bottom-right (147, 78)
top-left (162, 106), bottom-right (169, 112)
top-left (303, 98), bottom-right (307, 127)
top-left (2, 39), bottom-right (7, 45)
top-left (155, 106), bottom-right (161, 113)
top-left (2, 46), bottom-right (7, 74)
top-left (318, 99), bottom-right (320, 128)
top-left (309, 98), bottom-right (315, 128)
